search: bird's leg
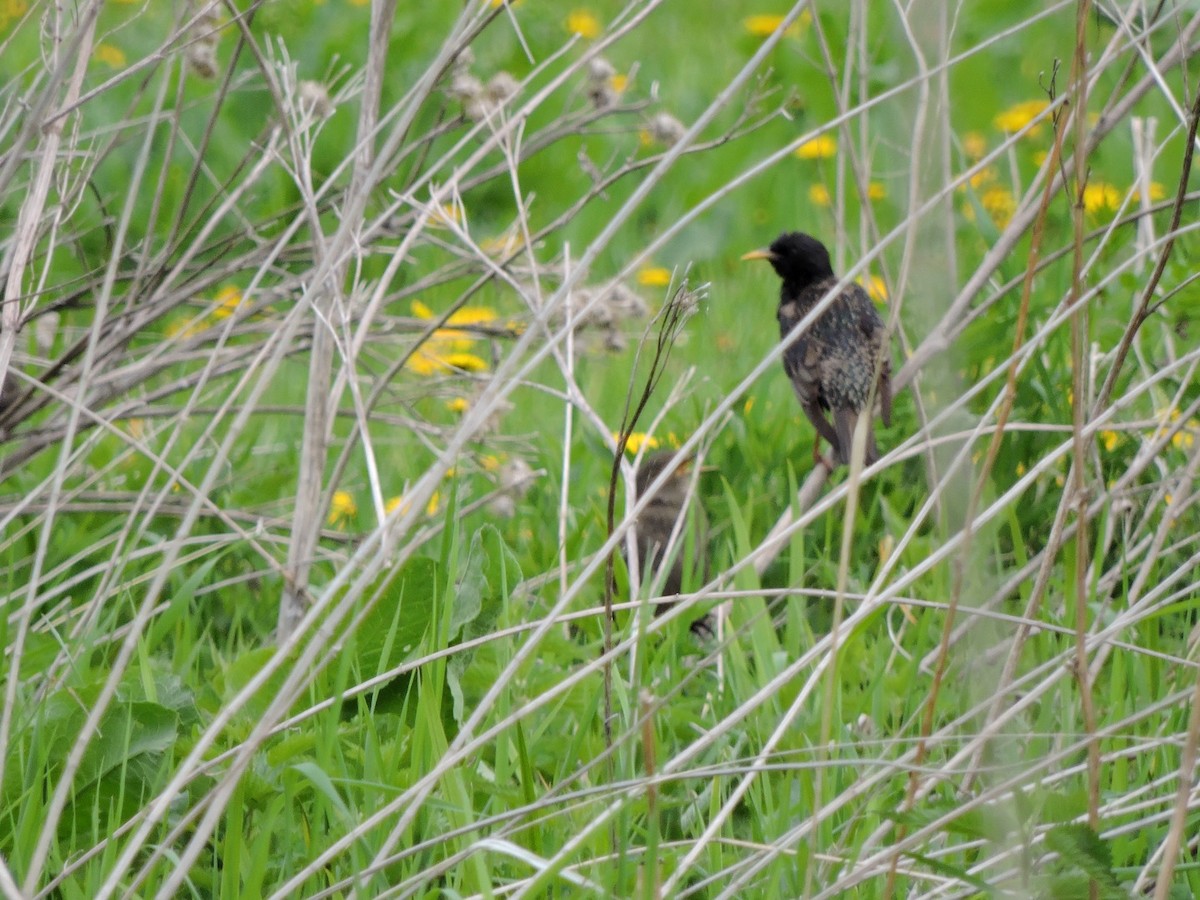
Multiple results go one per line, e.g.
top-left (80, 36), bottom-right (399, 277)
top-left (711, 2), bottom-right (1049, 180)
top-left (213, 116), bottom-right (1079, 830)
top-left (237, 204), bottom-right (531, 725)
top-left (801, 398), bottom-right (842, 466)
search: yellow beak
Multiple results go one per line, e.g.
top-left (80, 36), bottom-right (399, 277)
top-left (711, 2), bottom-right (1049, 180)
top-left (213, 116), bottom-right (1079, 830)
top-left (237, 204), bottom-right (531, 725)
top-left (740, 249), bottom-right (775, 262)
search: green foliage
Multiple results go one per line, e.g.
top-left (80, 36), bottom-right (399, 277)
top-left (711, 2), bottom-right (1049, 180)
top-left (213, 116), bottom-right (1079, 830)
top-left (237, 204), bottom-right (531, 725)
top-left (3, 0), bottom-right (1199, 895)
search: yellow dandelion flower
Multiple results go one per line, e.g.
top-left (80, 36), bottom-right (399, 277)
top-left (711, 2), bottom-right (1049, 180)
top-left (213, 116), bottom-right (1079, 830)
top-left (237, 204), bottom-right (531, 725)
top-left (994, 99), bottom-right (1049, 135)
top-left (1082, 182), bottom-right (1120, 215)
top-left (742, 12), bottom-right (810, 37)
top-left (857, 275), bottom-right (888, 303)
top-left (637, 266), bottom-right (671, 287)
top-left (426, 491), bottom-right (441, 516)
top-left (211, 285), bottom-right (243, 319)
top-left (1100, 430), bottom-right (1120, 451)
top-left (609, 73), bottom-right (628, 94)
top-left (1032, 150), bottom-right (1049, 166)
top-left (795, 134), bottom-right (837, 160)
top-left (166, 317), bottom-right (206, 340)
top-left (963, 131), bottom-right (987, 159)
top-left (867, 182), bottom-right (887, 201)
top-left (743, 396), bottom-right (756, 415)
top-left (441, 351), bottom-right (488, 372)
top-left (412, 300), bottom-right (498, 346)
top-left (481, 454), bottom-right (503, 472)
top-left (808, 184), bottom-right (831, 206)
top-left (408, 346), bottom-right (488, 374)
top-left (667, 432), bottom-right (681, 448)
top-left (386, 495), bottom-right (409, 515)
top-left (957, 166), bottom-right (997, 193)
top-left (1015, 461), bottom-right (1027, 476)
top-left (405, 350), bottom-right (441, 376)
top-left (566, 9), bottom-right (601, 38)
top-left (638, 129), bottom-right (655, 147)
top-left (981, 186), bottom-right (1016, 226)
top-left (93, 43), bottom-right (127, 69)
top-left (615, 432), bottom-right (660, 454)
top-left (446, 396), bottom-right (470, 414)
top-left (328, 490), bottom-right (357, 525)
top-left (1132, 182), bottom-right (1166, 203)
top-left (489, 0), bottom-right (524, 6)
top-left (1171, 422), bottom-right (1197, 450)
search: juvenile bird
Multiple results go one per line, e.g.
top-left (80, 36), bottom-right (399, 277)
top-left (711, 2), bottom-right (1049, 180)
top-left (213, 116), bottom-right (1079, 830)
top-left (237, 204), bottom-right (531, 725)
top-left (630, 451), bottom-right (711, 635)
top-left (742, 232), bottom-right (892, 466)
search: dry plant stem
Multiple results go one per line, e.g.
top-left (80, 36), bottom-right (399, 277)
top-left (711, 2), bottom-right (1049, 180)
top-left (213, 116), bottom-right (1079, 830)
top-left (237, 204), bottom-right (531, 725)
top-left (1093, 79), bottom-right (1200, 417)
top-left (1067, 1), bottom-right (1102, 862)
top-left (883, 11), bottom-right (1042, 893)
top-left (750, 14), bottom-right (1200, 580)
top-left (909, 63), bottom-right (1069, 817)
top-left (277, 0), bottom-right (398, 640)
top-left (603, 291), bottom-right (690, 772)
top-left (640, 690), bottom-right (660, 900)
top-left (1151, 660), bottom-right (1200, 900)
top-left (0, 3), bottom-right (102, 793)
top-left (19, 3), bottom-right (1197, 894)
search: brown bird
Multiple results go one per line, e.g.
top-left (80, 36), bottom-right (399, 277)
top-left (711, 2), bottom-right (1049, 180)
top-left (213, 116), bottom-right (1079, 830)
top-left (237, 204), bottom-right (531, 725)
top-left (742, 232), bottom-right (892, 466)
top-left (630, 451), bottom-right (711, 636)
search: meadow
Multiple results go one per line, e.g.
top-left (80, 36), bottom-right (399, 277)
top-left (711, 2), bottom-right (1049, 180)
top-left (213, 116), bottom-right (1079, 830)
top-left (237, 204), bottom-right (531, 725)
top-left (2, 0), bottom-right (1199, 896)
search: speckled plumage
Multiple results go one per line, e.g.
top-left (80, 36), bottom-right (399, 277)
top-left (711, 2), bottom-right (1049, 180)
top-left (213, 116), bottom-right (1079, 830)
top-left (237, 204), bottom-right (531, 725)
top-left (630, 452), bottom-right (711, 636)
top-left (751, 232), bottom-right (892, 465)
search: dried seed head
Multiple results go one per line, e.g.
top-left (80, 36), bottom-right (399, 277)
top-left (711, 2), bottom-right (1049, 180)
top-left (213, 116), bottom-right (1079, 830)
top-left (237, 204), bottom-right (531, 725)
top-left (485, 71), bottom-right (519, 104)
top-left (486, 494), bottom-right (516, 518)
top-left (586, 56), bottom-right (616, 82)
top-left (298, 81), bottom-right (334, 119)
top-left (451, 46), bottom-right (475, 77)
top-left (34, 312), bottom-right (59, 355)
top-left (186, 42), bottom-right (219, 79)
top-left (648, 112), bottom-right (686, 147)
top-left (601, 281), bottom-right (649, 321)
top-left (448, 72), bottom-right (484, 103)
top-left (498, 456), bottom-right (536, 496)
top-left (185, 0), bottom-right (222, 78)
top-left (586, 81), bottom-right (618, 110)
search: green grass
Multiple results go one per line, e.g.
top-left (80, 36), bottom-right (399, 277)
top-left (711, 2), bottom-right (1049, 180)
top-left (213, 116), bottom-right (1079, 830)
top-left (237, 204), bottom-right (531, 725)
top-left (2, 0), bottom-right (1200, 896)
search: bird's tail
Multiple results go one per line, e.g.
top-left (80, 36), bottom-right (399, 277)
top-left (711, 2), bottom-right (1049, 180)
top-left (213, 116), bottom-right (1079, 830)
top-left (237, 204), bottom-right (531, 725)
top-left (834, 408), bottom-right (878, 466)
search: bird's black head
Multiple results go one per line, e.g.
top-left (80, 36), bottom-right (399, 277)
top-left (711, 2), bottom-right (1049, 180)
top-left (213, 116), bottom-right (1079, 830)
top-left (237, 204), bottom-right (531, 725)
top-left (743, 231), bottom-right (835, 290)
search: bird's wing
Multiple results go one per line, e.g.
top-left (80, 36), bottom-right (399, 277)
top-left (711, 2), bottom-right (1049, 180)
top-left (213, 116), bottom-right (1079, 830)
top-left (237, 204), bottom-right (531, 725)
top-left (846, 283), bottom-right (893, 424)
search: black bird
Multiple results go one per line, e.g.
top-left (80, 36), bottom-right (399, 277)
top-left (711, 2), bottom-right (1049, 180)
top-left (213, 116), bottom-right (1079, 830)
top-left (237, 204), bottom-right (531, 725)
top-left (630, 451), bottom-right (711, 636)
top-left (742, 232), bottom-right (892, 466)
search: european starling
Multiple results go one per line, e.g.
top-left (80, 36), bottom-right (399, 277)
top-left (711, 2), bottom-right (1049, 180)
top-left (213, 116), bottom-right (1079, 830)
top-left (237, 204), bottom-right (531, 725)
top-left (630, 451), bottom-right (711, 635)
top-left (742, 232), bottom-right (892, 466)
